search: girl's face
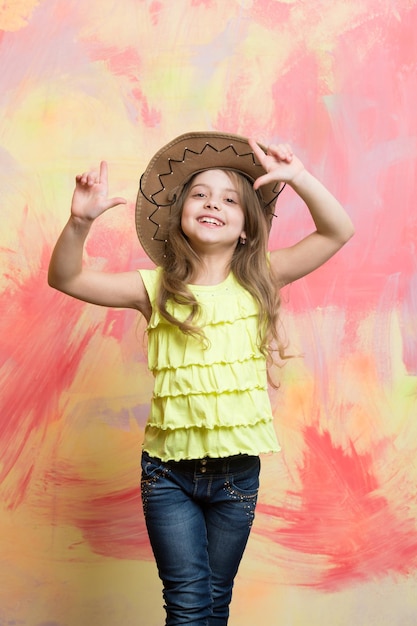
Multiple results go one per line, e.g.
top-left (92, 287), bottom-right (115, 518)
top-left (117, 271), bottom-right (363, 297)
top-left (180, 169), bottom-right (246, 253)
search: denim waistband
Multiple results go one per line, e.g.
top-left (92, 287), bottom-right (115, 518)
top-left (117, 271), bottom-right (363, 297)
top-left (143, 451), bottom-right (258, 475)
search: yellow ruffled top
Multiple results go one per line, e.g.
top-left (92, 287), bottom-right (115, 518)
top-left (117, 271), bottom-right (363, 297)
top-left (139, 268), bottom-right (280, 461)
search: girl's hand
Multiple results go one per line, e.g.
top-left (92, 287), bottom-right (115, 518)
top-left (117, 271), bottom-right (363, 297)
top-left (249, 139), bottom-right (305, 190)
top-left (71, 160), bottom-right (127, 222)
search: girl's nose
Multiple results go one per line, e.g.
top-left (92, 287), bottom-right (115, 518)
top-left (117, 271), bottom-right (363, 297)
top-left (205, 198), bottom-right (220, 210)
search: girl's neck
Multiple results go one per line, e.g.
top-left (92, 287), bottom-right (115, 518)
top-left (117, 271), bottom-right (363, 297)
top-left (189, 252), bottom-right (232, 286)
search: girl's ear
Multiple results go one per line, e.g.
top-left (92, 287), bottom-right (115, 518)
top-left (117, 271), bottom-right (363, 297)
top-left (239, 230), bottom-right (247, 245)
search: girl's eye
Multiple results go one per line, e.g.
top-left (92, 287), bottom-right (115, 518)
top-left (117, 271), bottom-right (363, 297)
top-left (226, 197), bottom-right (237, 203)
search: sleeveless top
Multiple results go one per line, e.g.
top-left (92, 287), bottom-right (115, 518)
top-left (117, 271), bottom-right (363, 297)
top-left (138, 267), bottom-right (280, 461)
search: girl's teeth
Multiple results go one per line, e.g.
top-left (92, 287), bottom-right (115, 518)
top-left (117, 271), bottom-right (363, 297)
top-left (200, 217), bottom-right (222, 225)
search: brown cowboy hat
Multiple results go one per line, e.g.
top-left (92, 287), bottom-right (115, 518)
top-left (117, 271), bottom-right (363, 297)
top-left (135, 131), bottom-right (284, 265)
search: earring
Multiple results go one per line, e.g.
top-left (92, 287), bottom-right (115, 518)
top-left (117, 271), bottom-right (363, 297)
top-left (239, 236), bottom-right (247, 245)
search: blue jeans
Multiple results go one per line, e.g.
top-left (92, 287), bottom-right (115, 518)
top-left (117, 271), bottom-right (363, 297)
top-left (141, 451), bottom-right (260, 626)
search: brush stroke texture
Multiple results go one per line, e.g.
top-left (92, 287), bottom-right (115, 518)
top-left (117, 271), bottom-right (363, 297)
top-left (1, 0), bottom-right (417, 624)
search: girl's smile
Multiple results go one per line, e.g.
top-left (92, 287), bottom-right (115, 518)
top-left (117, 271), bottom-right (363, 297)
top-left (196, 215), bottom-right (225, 227)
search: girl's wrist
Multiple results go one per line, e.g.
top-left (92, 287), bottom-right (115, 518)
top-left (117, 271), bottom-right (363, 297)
top-left (69, 213), bottom-right (95, 231)
top-left (287, 168), bottom-right (311, 191)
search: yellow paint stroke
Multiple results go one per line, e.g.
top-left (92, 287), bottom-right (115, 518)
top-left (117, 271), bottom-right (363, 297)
top-left (0, 0), bottom-right (41, 31)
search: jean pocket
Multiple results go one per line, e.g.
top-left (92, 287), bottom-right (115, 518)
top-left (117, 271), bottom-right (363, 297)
top-left (228, 458), bottom-right (260, 490)
top-left (224, 459), bottom-right (260, 500)
top-left (223, 464), bottom-right (260, 529)
top-left (141, 453), bottom-right (166, 479)
top-left (141, 453), bottom-right (170, 514)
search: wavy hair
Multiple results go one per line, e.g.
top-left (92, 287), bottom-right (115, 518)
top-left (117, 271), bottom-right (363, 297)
top-left (156, 169), bottom-right (285, 370)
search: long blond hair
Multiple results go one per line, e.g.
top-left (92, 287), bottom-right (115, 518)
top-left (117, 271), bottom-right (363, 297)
top-left (156, 169), bottom-right (285, 365)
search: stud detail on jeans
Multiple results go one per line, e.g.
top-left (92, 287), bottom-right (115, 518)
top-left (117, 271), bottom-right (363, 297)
top-left (223, 481), bottom-right (257, 527)
top-left (141, 464), bottom-right (170, 516)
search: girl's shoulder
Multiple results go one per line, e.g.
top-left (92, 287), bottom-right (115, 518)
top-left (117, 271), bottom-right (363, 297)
top-left (138, 267), bottom-right (162, 302)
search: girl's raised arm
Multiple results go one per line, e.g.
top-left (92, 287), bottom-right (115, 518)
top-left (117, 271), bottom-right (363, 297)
top-left (249, 140), bottom-right (355, 286)
top-left (48, 162), bottom-right (150, 316)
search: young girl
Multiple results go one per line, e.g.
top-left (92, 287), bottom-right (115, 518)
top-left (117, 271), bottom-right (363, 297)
top-left (48, 132), bottom-right (354, 626)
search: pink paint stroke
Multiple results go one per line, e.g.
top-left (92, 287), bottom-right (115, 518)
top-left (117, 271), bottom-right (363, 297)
top-left (83, 38), bottom-right (161, 127)
top-left (0, 234), bottom-right (99, 509)
top-left (256, 426), bottom-right (417, 590)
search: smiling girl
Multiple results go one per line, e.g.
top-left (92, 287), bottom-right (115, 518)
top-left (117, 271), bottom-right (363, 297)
top-left (48, 132), bottom-right (354, 626)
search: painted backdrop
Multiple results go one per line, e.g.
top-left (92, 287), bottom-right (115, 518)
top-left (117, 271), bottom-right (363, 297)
top-left (1, 1), bottom-right (417, 624)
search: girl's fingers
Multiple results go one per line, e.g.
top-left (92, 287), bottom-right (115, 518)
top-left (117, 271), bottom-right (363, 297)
top-left (268, 143), bottom-right (293, 162)
top-left (75, 170), bottom-right (100, 186)
top-left (250, 138), bottom-right (295, 175)
top-left (253, 172), bottom-right (277, 190)
top-left (248, 138), bottom-right (266, 163)
top-left (99, 160), bottom-right (108, 184)
top-left (107, 196), bottom-right (127, 208)
top-left (87, 175), bottom-right (97, 186)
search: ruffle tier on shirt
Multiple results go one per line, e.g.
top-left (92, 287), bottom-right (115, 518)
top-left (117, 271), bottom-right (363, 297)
top-left (143, 421), bottom-right (280, 462)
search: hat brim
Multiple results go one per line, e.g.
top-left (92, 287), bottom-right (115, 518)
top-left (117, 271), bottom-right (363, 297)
top-left (135, 131), bottom-right (282, 265)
